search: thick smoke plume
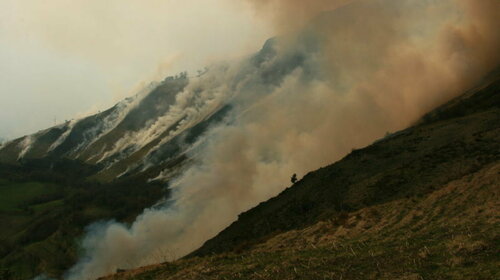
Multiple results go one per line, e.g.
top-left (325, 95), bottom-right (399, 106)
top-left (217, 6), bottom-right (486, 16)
top-left (244, 0), bottom-right (353, 32)
top-left (67, 0), bottom-right (499, 279)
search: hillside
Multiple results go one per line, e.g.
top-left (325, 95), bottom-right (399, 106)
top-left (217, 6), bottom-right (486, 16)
top-left (0, 35), bottom-right (314, 184)
top-left (100, 72), bottom-right (500, 279)
top-left (1, 1), bottom-right (498, 278)
top-left (0, 160), bottom-right (168, 279)
top-left (0, 35), bottom-right (319, 279)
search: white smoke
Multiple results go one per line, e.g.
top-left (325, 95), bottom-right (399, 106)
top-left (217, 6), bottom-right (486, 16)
top-left (66, 0), bottom-right (500, 279)
top-left (17, 135), bottom-right (35, 160)
top-left (95, 64), bottom-right (240, 168)
top-left (47, 121), bottom-right (77, 152)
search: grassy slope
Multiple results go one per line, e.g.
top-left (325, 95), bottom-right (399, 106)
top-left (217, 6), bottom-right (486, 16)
top-left (104, 163), bottom-right (499, 280)
top-left (0, 179), bottom-right (74, 278)
top-left (191, 74), bottom-right (500, 258)
top-left (0, 181), bottom-right (62, 213)
top-left (0, 163), bottom-right (169, 279)
top-left (101, 75), bottom-right (500, 279)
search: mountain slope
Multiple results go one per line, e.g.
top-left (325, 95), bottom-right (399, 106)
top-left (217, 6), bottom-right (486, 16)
top-left (101, 71), bottom-right (500, 279)
top-left (1, 1), bottom-right (498, 277)
top-left (0, 74), bottom-right (213, 182)
top-left (103, 163), bottom-right (500, 280)
top-left (0, 160), bottom-right (167, 279)
top-left (191, 72), bottom-right (500, 258)
top-left (0, 35), bottom-right (323, 279)
top-left (0, 36), bottom-right (317, 183)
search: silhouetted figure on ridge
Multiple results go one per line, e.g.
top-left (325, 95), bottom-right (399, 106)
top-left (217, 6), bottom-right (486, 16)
top-left (291, 173), bottom-right (297, 184)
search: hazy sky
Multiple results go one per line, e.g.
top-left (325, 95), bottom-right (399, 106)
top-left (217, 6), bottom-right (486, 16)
top-left (0, 0), bottom-right (271, 139)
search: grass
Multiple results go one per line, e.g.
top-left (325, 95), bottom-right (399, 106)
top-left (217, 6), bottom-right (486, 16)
top-left (0, 179), bottom-right (70, 279)
top-left (0, 181), bottom-right (61, 212)
top-left (102, 163), bottom-right (500, 280)
top-left (32, 199), bottom-right (65, 214)
top-left (0, 162), bottom-right (166, 279)
top-left (106, 225), bottom-right (499, 280)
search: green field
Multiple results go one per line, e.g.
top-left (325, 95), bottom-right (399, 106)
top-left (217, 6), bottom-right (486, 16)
top-left (0, 163), bottom-right (166, 279)
top-left (0, 180), bottom-right (62, 212)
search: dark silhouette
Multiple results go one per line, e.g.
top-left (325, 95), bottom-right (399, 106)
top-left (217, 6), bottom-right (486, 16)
top-left (291, 173), bottom-right (297, 184)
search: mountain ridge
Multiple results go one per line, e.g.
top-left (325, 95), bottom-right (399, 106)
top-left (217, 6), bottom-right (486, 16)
top-left (0, 35), bottom-right (316, 184)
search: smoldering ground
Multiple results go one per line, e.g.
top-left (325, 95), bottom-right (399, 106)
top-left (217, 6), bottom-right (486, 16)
top-left (66, 0), bottom-right (500, 279)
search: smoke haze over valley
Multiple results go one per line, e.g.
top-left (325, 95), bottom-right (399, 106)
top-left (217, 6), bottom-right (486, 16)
top-left (0, 0), bottom-right (498, 279)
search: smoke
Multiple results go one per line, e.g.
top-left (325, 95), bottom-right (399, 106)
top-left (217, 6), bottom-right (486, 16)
top-left (17, 135), bottom-right (35, 160)
top-left (244, 0), bottom-right (353, 33)
top-left (66, 0), bottom-right (500, 279)
top-left (94, 66), bottom-right (238, 168)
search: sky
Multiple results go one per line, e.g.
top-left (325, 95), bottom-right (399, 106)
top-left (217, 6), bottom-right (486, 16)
top-left (0, 0), bottom-right (271, 140)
